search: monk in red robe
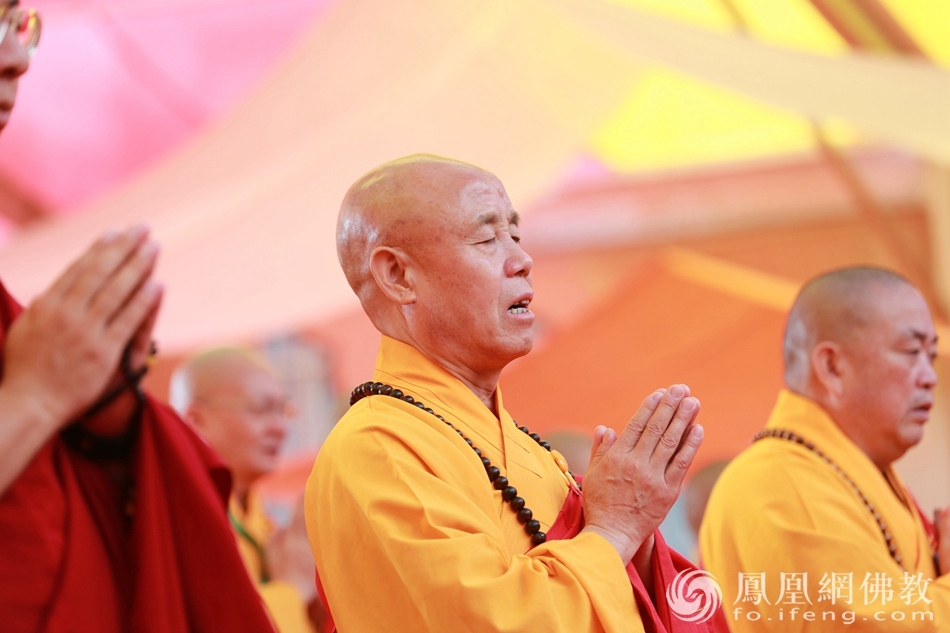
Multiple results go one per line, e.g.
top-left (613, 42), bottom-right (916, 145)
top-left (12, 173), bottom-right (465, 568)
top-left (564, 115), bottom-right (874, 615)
top-left (0, 6), bottom-right (274, 631)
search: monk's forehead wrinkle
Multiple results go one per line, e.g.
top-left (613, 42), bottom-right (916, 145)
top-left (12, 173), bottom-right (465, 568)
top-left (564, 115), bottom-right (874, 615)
top-left (459, 175), bottom-right (508, 203)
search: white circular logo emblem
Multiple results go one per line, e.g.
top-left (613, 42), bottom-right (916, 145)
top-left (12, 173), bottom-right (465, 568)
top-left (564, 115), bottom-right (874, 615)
top-left (666, 569), bottom-right (722, 623)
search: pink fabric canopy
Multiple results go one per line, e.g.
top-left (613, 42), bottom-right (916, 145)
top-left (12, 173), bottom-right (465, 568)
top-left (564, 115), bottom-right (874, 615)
top-left (0, 0), bottom-right (333, 215)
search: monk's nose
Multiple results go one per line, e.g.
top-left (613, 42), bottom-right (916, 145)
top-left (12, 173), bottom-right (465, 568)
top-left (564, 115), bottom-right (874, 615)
top-left (504, 242), bottom-right (533, 278)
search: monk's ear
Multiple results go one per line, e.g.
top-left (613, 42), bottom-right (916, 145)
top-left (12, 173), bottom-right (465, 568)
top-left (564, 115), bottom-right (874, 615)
top-left (182, 405), bottom-right (205, 430)
top-left (369, 246), bottom-right (416, 305)
top-left (811, 341), bottom-right (845, 397)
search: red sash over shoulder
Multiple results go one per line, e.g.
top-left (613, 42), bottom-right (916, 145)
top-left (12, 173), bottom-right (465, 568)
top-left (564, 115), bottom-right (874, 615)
top-left (0, 281), bottom-right (275, 632)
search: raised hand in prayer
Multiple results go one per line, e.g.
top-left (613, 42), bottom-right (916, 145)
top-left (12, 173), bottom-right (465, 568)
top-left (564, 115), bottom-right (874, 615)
top-left (0, 225), bottom-right (162, 493)
top-left (579, 384), bottom-right (703, 568)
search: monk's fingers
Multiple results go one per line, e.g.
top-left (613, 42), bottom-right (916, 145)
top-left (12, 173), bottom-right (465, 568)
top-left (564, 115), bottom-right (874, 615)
top-left (104, 280), bottom-right (163, 351)
top-left (125, 290), bottom-right (162, 371)
top-left (89, 238), bottom-right (159, 325)
top-left (630, 384), bottom-right (689, 458)
top-left (590, 426), bottom-right (608, 464)
top-left (63, 226), bottom-right (151, 308)
top-left (45, 230), bottom-right (123, 300)
top-left (665, 424), bottom-right (704, 487)
top-left (588, 426), bottom-right (616, 471)
top-left (612, 388), bottom-right (667, 452)
top-left (651, 397), bottom-right (700, 463)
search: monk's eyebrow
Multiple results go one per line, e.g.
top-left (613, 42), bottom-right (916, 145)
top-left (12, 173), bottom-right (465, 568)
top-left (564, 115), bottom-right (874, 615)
top-left (904, 329), bottom-right (938, 344)
top-left (472, 210), bottom-right (519, 228)
top-left (473, 211), bottom-right (498, 227)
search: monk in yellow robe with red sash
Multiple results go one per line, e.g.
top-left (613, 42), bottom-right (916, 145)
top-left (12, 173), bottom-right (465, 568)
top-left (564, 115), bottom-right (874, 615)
top-left (701, 267), bottom-right (950, 632)
top-left (307, 154), bottom-right (727, 632)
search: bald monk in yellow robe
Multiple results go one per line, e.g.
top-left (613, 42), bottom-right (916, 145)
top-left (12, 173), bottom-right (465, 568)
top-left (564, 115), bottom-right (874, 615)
top-left (307, 154), bottom-right (717, 632)
top-left (701, 267), bottom-right (950, 631)
top-left (172, 348), bottom-right (326, 633)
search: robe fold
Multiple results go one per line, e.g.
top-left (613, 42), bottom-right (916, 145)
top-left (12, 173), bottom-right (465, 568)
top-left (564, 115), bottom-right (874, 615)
top-left (307, 335), bottom-right (724, 632)
top-left (700, 389), bottom-right (950, 632)
top-left (0, 281), bottom-right (275, 632)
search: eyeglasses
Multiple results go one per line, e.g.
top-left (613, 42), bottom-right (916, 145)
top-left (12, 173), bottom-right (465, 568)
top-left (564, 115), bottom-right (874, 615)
top-left (0, 5), bottom-right (40, 57)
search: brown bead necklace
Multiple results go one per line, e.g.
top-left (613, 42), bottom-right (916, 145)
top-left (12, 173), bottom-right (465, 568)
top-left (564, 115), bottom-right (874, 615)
top-left (753, 428), bottom-right (906, 571)
top-left (350, 381), bottom-right (559, 546)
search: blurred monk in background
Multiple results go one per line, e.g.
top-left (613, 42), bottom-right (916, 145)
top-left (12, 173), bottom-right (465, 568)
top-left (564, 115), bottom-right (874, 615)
top-left (172, 348), bottom-right (328, 633)
top-left (0, 6), bottom-right (274, 630)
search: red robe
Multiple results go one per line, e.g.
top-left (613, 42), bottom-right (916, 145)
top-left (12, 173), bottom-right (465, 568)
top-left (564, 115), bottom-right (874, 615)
top-left (0, 281), bottom-right (276, 632)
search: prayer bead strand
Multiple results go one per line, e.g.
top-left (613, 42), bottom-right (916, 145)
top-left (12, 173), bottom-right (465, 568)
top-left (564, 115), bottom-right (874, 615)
top-left (753, 428), bottom-right (906, 571)
top-left (350, 381), bottom-right (554, 546)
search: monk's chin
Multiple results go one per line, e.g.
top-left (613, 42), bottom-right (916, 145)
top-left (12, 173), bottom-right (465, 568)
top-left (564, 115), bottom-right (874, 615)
top-left (504, 339), bottom-right (534, 362)
top-left (894, 424), bottom-right (926, 457)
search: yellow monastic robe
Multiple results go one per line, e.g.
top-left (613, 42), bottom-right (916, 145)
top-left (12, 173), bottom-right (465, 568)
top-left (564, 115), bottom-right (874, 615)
top-left (700, 390), bottom-right (950, 632)
top-left (230, 493), bottom-right (316, 633)
top-left (306, 336), bottom-right (642, 632)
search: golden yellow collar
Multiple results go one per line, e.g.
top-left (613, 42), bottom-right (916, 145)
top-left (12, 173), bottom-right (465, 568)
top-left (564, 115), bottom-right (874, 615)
top-left (765, 389), bottom-right (906, 504)
top-left (371, 335), bottom-right (512, 450)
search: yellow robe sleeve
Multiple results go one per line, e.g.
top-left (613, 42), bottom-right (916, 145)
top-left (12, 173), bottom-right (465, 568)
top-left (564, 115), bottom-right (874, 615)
top-left (306, 403), bottom-right (641, 632)
top-left (701, 446), bottom-right (950, 632)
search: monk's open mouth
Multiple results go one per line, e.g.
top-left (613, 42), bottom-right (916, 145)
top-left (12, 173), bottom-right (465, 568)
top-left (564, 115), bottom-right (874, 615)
top-left (508, 299), bottom-right (530, 314)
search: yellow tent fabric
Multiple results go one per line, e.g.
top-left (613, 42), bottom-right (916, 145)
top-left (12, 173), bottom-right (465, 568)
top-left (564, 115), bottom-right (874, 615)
top-left (558, 0), bottom-right (950, 166)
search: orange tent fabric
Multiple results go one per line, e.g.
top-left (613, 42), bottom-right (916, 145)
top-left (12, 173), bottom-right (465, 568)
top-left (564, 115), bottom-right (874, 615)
top-left (501, 260), bottom-right (786, 472)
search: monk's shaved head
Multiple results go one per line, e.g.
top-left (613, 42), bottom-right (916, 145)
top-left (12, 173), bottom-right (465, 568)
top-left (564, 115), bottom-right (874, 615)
top-left (170, 346), bottom-right (289, 494)
top-left (783, 267), bottom-right (912, 390)
top-left (169, 346), bottom-right (276, 413)
top-left (337, 154), bottom-right (489, 312)
top-left (336, 153), bottom-right (534, 394)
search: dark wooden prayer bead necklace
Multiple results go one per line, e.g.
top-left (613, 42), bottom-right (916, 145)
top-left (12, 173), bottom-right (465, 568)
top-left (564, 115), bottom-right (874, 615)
top-left (350, 381), bottom-right (558, 546)
top-left (754, 429), bottom-right (906, 571)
